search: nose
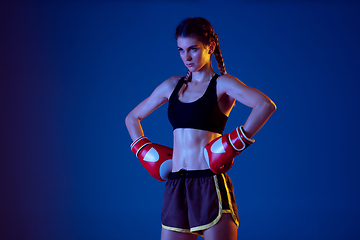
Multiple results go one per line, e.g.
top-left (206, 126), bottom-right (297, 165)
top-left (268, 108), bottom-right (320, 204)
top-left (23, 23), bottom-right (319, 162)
top-left (185, 51), bottom-right (192, 61)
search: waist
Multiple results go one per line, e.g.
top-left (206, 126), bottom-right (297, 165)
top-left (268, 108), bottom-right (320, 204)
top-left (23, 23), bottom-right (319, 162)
top-left (173, 128), bottom-right (221, 145)
top-left (168, 169), bottom-right (216, 179)
top-left (171, 129), bottom-right (221, 171)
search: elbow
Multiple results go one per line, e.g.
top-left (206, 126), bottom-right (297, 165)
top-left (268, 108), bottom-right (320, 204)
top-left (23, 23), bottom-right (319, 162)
top-left (125, 112), bottom-right (135, 128)
top-left (269, 100), bottom-right (277, 113)
top-left (125, 111), bottom-right (141, 128)
top-left (259, 99), bottom-right (277, 115)
top-left (125, 113), bottom-right (131, 127)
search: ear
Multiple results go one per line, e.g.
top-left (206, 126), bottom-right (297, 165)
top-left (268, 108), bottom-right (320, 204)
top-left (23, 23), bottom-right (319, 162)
top-left (208, 41), bottom-right (216, 54)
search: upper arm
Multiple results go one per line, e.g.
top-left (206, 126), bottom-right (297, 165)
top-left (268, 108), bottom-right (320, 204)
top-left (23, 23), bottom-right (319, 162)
top-left (127, 76), bottom-right (180, 120)
top-left (218, 74), bottom-right (275, 109)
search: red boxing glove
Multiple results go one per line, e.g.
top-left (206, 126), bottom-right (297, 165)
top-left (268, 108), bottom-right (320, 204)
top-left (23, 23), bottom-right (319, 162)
top-left (204, 126), bottom-right (255, 174)
top-left (131, 136), bottom-right (173, 181)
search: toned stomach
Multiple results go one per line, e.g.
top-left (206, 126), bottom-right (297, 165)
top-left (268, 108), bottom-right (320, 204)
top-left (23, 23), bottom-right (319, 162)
top-left (171, 128), bottom-right (221, 172)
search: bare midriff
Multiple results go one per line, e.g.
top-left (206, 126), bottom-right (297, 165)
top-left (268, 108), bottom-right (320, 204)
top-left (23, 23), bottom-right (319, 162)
top-left (172, 128), bottom-right (221, 172)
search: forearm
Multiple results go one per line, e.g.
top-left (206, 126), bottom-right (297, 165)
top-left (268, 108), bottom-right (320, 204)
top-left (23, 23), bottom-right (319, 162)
top-left (243, 100), bottom-right (276, 138)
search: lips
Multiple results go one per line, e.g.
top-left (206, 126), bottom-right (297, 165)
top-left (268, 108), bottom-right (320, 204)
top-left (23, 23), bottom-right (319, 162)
top-left (186, 63), bottom-right (194, 67)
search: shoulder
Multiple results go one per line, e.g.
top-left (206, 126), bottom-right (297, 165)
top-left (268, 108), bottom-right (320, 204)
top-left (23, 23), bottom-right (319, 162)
top-left (165, 76), bottom-right (183, 86)
top-left (217, 74), bottom-right (243, 84)
top-left (159, 76), bottom-right (182, 91)
top-left (217, 74), bottom-right (247, 91)
top-left (151, 76), bottom-right (183, 100)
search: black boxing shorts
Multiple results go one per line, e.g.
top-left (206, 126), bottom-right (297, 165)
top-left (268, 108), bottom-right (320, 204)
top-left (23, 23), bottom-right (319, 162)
top-left (161, 169), bottom-right (239, 236)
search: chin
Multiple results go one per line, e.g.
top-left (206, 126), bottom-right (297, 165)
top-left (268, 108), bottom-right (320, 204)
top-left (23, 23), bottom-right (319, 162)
top-left (188, 67), bottom-right (200, 73)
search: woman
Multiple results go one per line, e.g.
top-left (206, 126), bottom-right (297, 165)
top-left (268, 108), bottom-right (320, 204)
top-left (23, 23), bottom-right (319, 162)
top-left (125, 17), bottom-right (276, 240)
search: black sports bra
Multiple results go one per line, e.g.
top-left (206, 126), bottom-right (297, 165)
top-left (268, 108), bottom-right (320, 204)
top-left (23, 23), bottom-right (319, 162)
top-left (167, 74), bottom-right (228, 134)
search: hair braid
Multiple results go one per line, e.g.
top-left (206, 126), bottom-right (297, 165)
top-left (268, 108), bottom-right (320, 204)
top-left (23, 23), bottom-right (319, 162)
top-left (184, 69), bottom-right (192, 82)
top-left (212, 33), bottom-right (227, 75)
top-left (179, 70), bottom-right (192, 96)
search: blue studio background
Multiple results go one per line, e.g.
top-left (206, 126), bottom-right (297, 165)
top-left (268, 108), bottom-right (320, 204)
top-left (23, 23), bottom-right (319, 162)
top-left (1, 0), bottom-right (360, 239)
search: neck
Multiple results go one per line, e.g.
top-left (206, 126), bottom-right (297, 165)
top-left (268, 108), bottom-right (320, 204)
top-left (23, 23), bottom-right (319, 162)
top-left (191, 63), bottom-right (216, 83)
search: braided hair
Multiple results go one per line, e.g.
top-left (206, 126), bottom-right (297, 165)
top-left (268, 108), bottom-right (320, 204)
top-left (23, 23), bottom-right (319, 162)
top-left (175, 17), bottom-right (226, 94)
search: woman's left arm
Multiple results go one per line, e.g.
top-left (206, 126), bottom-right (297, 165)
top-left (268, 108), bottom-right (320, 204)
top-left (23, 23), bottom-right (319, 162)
top-left (218, 75), bottom-right (277, 138)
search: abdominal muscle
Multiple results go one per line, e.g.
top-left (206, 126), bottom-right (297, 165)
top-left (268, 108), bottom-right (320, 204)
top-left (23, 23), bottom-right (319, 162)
top-left (171, 128), bottom-right (221, 172)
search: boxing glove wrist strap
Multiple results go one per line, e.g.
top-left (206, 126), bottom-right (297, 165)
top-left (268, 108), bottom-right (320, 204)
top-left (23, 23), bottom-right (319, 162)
top-left (228, 126), bottom-right (255, 151)
top-left (130, 136), bottom-right (151, 157)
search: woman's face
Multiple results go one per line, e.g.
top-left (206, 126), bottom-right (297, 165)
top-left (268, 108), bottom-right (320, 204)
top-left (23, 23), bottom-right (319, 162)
top-left (177, 36), bottom-right (213, 73)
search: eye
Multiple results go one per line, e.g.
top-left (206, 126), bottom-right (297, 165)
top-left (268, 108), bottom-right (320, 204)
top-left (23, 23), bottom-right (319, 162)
top-left (178, 48), bottom-right (184, 52)
top-left (190, 47), bottom-right (197, 52)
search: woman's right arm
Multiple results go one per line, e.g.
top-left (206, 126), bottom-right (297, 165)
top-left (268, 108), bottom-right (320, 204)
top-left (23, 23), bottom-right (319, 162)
top-left (125, 76), bottom-right (180, 141)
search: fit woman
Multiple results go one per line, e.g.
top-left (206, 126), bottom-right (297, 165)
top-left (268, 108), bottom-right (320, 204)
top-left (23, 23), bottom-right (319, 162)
top-left (125, 17), bottom-right (276, 240)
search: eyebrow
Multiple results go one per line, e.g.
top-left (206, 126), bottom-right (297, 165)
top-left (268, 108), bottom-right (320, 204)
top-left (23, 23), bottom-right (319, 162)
top-left (177, 45), bottom-right (199, 49)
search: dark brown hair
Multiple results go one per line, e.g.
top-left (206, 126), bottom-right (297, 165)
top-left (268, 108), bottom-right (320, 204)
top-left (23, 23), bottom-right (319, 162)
top-left (175, 17), bottom-right (226, 85)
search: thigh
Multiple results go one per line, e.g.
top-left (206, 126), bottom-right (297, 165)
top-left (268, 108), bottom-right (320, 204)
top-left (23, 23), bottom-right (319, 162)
top-left (161, 228), bottom-right (198, 240)
top-left (203, 213), bottom-right (237, 240)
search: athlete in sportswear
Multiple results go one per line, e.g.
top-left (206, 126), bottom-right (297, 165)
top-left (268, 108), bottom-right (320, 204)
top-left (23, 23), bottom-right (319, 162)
top-left (125, 17), bottom-right (276, 240)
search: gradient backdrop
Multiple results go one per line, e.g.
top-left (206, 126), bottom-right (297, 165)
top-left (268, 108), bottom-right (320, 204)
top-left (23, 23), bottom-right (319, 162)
top-left (1, 0), bottom-right (360, 239)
